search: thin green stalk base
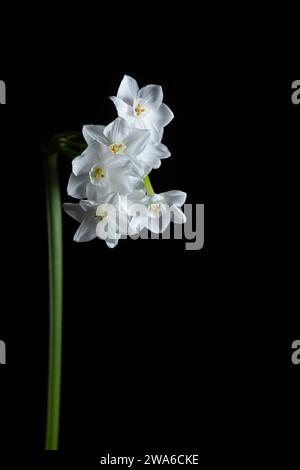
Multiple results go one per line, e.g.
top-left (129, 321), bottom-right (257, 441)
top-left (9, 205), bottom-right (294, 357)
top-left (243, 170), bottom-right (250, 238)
top-left (44, 152), bottom-right (63, 450)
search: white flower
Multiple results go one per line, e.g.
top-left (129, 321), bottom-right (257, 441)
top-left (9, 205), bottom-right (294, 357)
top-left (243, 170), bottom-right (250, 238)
top-left (134, 126), bottom-right (171, 176)
top-left (96, 190), bottom-right (147, 243)
top-left (83, 117), bottom-right (151, 156)
top-left (67, 140), bottom-right (143, 200)
top-left (110, 75), bottom-right (174, 131)
top-left (118, 190), bottom-right (147, 233)
top-left (63, 194), bottom-right (127, 248)
top-left (129, 190), bottom-right (187, 234)
top-left (83, 117), bottom-right (171, 178)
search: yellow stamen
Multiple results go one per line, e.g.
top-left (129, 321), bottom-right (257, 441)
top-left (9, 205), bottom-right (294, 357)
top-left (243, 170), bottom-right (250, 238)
top-left (92, 167), bottom-right (105, 179)
top-left (135, 103), bottom-right (146, 116)
top-left (150, 203), bottom-right (161, 215)
top-left (109, 143), bottom-right (124, 154)
top-left (95, 210), bottom-right (108, 221)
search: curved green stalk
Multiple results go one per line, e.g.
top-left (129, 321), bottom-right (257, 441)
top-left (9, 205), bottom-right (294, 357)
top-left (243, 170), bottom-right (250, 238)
top-left (44, 152), bottom-right (63, 450)
top-left (43, 132), bottom-right (85, 450)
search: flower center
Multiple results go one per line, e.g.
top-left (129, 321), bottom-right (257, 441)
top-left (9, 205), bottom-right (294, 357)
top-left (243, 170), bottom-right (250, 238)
top-left (91, 166), bottom-right (105, 179)
top-left (150, 203), bottom-right (161, 215)
top-left (134, 103), bottom-right (146, 116)
top-left (95, 210), bottom-right (108, 221)
top-left (109, 143), bottom-right (124, 154)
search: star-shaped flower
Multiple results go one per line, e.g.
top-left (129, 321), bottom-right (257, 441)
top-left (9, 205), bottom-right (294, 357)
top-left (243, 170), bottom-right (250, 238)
top-left (67, 140), bottom-right (143, 200)
top-left (83, 117), bottom-right (171, 177)
top-left (110, 75), bottom-right (174, 131)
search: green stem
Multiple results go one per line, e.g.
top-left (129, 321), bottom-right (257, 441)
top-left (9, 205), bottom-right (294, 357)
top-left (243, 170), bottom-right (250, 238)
top-left (144, 175), bottom-right (155, 196)
top-left (44, 152), bottom-right (63, 450)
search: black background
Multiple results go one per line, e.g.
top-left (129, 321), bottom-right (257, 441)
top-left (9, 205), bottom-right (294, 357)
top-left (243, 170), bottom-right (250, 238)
top-left (0, 9), bottom-right (299, 463)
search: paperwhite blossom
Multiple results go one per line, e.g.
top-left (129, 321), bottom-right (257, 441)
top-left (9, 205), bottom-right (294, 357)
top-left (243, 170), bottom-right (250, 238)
top-left (110, 75), bottom-right (174, 131)
top-left (67, 141), bottom-right (143, 200)
top-left (83, 117), bottom-right (170, 178)
top-left (63, 195), bottom-right (112, 244)
top-left (64, 194), bottom-right (126, 248)
top-left (129, 191), bottom-right (187, 234)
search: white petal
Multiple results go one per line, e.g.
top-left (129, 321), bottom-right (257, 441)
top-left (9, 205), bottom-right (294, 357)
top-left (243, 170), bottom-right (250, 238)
top-left (82, 125), bottom-right (107, 145)
top-left (72, 142), bottom-right (101, 176)
top-left (128, 116), bottom-right (149, 130)
top-left (161, 211), bottom-right (172, 233)
top-left (86, 182), bottom-right (110, 201)
top-left (97, 141), bottom-right (114, 161)
top-left (136, 157), bottom-right (158, 177)
top-left (74, 215), bottom-right (97, 242)
top-left (126, 176), bottom-right (145, 193)
top-left (127, 190), bottom-right (147, 202)
top-left (103, 117), bottom-right (129, 143)
top-left (140, 143), bottom-right (170, 165)
top-left (146, 207), bottom-right (171, 234)
top-left (134, 143), bottom-right (170, 175)
top-left (130, 213), bottom-right (148, 233)
top-left (110, 96), bottom-right (133, 120)
top-left (120, 191), bottom-right (146, 214)
top-left (123, 128), bottom-right (151, 156)
top-left (147, 216), bottom-right (162, 234)
top-left (151, 126), bottom-right (164, 143)
top-left (137, 85), bottom-right (163, 110)
top-left (107, 154), bottom-right (132, 171)
top-left (96, 216), bottom-right (119, 241)
top-left (115, 211), bottom-right (130, 235)
top-left (67, 173), bottom-right (89, 199)
top-left (109, 171), bottom-right (144, 195)
top-left (63, 203), bottom-right (85, 222)
top-left (156, 143), bottom-right (171, 159)
top-left (79, 199), bottom-right (99, 212)
top-left (106, 154), bottom-right (139, 178)
top-left (106, 239), bottom-right (119, 249)
top-left (147, 103), bottom-right (174, 128)
top-left (117, 75), bottom-right (139, 104)
top-left (172, 205), bottom-right (187, 224)
top-left (81, 194), bottom-right (115, 210)
top-left (160, 190), bottom-right (187, 207)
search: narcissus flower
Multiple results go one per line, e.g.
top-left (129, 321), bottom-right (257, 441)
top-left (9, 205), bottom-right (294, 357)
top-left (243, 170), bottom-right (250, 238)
top-left (129, 191), bottom-right (187, 234)
top-left (67, 141), bottom-right (142, 200)
top-left (83, 117), bottom-right (170, 178)
top-left (63, 194), bottom-right (127, 248)
top-left (110, 75), bottom-right (174, 131)
top-left (63, 195), bottom-right (114, 244)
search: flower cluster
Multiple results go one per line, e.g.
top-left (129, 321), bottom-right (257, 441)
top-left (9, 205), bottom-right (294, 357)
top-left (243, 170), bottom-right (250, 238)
top-left (63, 75), bottom-right (187, 248)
